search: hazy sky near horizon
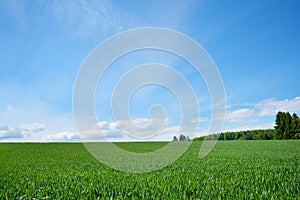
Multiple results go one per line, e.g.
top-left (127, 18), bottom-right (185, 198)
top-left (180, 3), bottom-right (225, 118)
top-left (0, 0), bottom-right (300, 142)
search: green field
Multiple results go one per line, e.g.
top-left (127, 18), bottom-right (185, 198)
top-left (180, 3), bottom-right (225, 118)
top-left (0, 141), bottom-right (299, 199)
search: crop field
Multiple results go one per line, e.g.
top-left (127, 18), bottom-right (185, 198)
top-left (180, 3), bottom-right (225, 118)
top-left (0, 140), bottom-right (299, 199)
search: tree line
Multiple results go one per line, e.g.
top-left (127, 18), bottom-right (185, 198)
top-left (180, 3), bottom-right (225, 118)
top-left (192, 111), bottom-right (300, 141)
top-left (193, 129), bottom-right (275, 141)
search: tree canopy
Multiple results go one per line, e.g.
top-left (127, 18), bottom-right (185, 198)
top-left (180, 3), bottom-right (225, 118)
top-left (274, 111), bottom-right (300, 139)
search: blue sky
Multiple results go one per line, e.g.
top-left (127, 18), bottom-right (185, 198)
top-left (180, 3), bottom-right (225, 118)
top-left (0, 0), bottom-right (300, 141)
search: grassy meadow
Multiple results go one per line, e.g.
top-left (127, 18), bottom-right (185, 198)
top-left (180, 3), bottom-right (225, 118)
top-left (0, 140), bottom-right (299, 199)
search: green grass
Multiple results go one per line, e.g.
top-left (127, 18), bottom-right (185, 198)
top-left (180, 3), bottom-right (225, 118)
top-left (114, 142), bottom-right (168, 153)
top-left (0, 141), bottom-right (299, 199)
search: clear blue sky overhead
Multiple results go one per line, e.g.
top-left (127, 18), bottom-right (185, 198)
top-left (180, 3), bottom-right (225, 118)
top-left (0, 0), bottom-right (299, 141)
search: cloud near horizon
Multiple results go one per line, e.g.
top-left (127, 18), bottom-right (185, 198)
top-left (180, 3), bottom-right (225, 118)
top-left (52, 94), bottom-right (300, 141)
top-left (77, 118), bottom-right (182, 142)
top-left (222, 96), bottom-right (300, 132)
top-left (0, 96), bottom-right (299, 142)
top-left (43, 131), bottom-right (78, 142)
top-left (0, 123), bottom-right (45, 140)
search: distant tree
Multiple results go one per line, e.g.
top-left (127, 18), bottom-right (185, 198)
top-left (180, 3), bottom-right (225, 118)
top-left (274, 111), bottom-right (300, 139)
top-left (183, 135), bottom-right (187, 141)
top-left (295, 118), bottom-right (300, 133)
top-left (172, 136), bottom-right (178, 142)
top-left (274, 111), bottom-right (286, 139)
top-left (205, 134), bottom-right (219, 140)
top-left (179, 134), bottom-right (187, 141)
top-left (193, 136), bottom-right (206, 141)
top-left (292, 113), bottom-right (299, 130)
top-left (174, 134), bottom-right (193, 141)
top-left (292, 113), bottom-right (300, 139)
top-left (224, 132), bottom-right (235, 140)
top-left (242, 133), bottom-right (253, 140)
top-left (284, 112), bottom-right (292, 139)
top-left (219, 133), bottom-right (225, 140)
top-left (292, 113), bottom-right (298, 120)
top-left (235, 132), bottom-right (243, 140)
top-left (193, 129), bottom-right (275, 141)
top-left (253, 130), bottom-right (273, 140)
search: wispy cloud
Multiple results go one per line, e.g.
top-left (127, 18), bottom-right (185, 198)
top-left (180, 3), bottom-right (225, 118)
top-left (191, 117), bottom-right (209, 123)
top-left (145, 0), bottom-right (200, 30)
top-left (255, 97), bottom-right (300, 116)
top-left (18, 123), bottom-right (46, 132)
top-left (43, 0), bottom-right (137, 38)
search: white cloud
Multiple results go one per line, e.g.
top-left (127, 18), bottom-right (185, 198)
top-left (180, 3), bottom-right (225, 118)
top-left (151, 125), bottom-right (182, 141)
top-left (255, 96), bottom-right (300, 116)
top-left (19, 123), bottom-right (46, 132)
top-left (43, 131), bottom-right (78, 141)
top-left (115, 118), bottom-right (169, 139)
top-left (79, 121), bottom-right (122, 141)
top-left (225, 108), bottom-right (254, 123)
top-left (0, 126), bottom-right (23, 140)
top-left (42, 118), bottom-right (199, 142)
top-left (72, 118), bottom-right (203, 142)
top-left (79, 118), bottom-right (170, 141)
top-left (0, 123), bottom-right (45, 140)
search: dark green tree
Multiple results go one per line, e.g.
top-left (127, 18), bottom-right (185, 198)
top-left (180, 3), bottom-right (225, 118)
top-left (292, 113), bottom-right (298, 119)
top-left (218, 133), bottom-right (224, 140)
top-left (187, 135), bottom-right (191, 141)
top-left (274, 111), bottom-right (300, 139)
top-left (193, 136), bottom-right (206, 141)
top-left (291, 113), bottom-right (300, 139)
top-left (179, 134), bottom-right (187, 141)
top-left (224, 132), bottom-right (235, 140)
top-left (242, 133), bottom-right (253, 140)
top-left (235, 132), bottom-right (243, 140)
top-left (283, 112), bottom-right (292, 139)
top-left (274, 111), bottom-right (285, 139)
top-left (172, 136), bottom-right (178, 141)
